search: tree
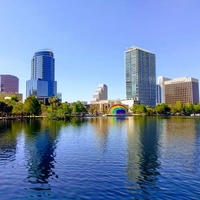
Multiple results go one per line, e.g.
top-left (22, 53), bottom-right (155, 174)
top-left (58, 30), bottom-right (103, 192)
top-left (11, 95), bottom-right (19, 102)
top-left (146, 106), bottom-right (154, 115)
top-left (0, 101), bottom-right (13, 116)
top-left (61, 103), bottom-right (72, 115)
top-left (194, 104), bottom-right (200, 114)
top-left (24, 96), bottom-right (41, 116)
top-left (155, 103), bottom-right (170, 115)
top-left (131, 104), bottom-right (147, 114)
top-left (41, 103), bottom-right (48, 116)
top-left (72, 101), bottom-right (87, 114)
top-left (184, 102), bottom-right (194, 115)
top-left (12, 101), bottom-right (24, 117)
top-left (175, 101), bottom-right (184, 114)
top-left (48, 96), bottom-right (60, 111)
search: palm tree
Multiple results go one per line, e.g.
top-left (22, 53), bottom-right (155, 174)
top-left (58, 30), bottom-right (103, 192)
top-left (48, 96), bottom-right (59, 111)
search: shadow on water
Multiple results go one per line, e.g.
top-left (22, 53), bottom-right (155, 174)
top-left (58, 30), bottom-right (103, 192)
top-left (126, 116), bottom-right (161, 198)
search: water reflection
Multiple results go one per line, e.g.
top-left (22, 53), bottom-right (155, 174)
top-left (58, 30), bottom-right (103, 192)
top-left (23, 120), bottom-right (63, 191)
top-left (159, 117), bottom-right (198, 176)
top-left (70, 117), bottom-right (87, 126)
top-left (126, 116), bottom-right (161, 197)
top-left (0, 117), bottom-right (200, 199)
top-left (0, 121), bottom-right (23, 164)
top-left (87, 117), bottom-right (109, 153)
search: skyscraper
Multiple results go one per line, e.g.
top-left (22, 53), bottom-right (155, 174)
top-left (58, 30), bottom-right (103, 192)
top-left (93, 84), bottom-right (108, 102)
top-left (26, 49), bottom-right (57, 103)
top-left (125, 46), bottom-right (156, 106)
top-left (0, 74), bottom-right (19, 93)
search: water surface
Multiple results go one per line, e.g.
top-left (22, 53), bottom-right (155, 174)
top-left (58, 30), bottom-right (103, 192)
top-left (0, 116), bottom-right (200, 199)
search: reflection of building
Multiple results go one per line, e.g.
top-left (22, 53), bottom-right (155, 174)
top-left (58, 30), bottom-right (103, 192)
top-left (126, 117), bottom-right (160, 193)
top-left (26, 49), bottom-right (57, 103)
top-left (125, 46), bottom-right (156, 106)
top-left (157, 76), bottom-right (171, 104)
top-left (24, 120), bottom-right (59, 187)
top-left (88, 117), bottom-right (109, 153)
top-left (165, 77), bottom-right (199, 104)
top-left (92, 84), bottom-right (108, 102)
top-left (0, 74), bottom-right (19, 92)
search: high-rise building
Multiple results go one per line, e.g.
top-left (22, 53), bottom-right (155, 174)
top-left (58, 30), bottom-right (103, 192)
top-left (125, 46), bottom-right (156, 106)
top-left (165, 77), bottom-right (199, 104)
top-left (0, 74), bottom-right (19, 93)
top-left (157, 76), bottom-right (171, 104)
top-left (26, 49), bottom-right (57, 103)
top-left (93, 84), bottom-right (108, 102)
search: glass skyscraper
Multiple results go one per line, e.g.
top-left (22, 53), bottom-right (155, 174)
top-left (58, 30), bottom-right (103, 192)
top-left (26, 49), bottom-right (57, 103)
top-left (125, 46), bottom-right (156, 107)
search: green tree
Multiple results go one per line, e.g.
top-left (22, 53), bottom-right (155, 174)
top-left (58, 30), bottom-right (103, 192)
top-left (61, 102), bottom-right (72, 115)
top-left (72, 101), bottom-right (87, 114)
top-left (11, 95), bottom-right (19, 102)
top-left (155, 103), bottom-right (170, 115)
top-left (175, 101), bottom-right (184, 114)
top-left (48, 96), bottom-right (60, 111)
top-left (12, 101), bottom-right (24, 117)
top-left (194, 103), bottom-right (200, 114)
top-left (146, 106), bottom-right (154, 115)
top-left (184, 102), bottom-right (194, 115)
top-left (0, 101), bottom-right (13, 116)
top-left (168, 104), bottom-right (176, 115)
top-left (131, 104), bottom-right (147, 114)
top-left (24, 96), bottom-right (41, 116)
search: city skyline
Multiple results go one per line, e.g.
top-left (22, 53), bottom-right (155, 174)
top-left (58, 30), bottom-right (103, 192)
top-left (0, 0), bottom-right (200, 102)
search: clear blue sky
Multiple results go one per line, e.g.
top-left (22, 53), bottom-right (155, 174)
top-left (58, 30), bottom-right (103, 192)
top-left (0, 0), bottom-right (200, 103)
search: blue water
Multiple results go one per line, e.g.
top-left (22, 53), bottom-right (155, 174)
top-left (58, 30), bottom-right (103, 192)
top-left (0, 116), bottom-right (200, 199)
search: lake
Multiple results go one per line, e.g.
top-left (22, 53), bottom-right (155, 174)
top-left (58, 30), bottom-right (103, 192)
top-left (0, 116), bottom-right (200, 199)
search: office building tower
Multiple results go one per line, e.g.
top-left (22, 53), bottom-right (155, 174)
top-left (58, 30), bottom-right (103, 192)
top-left (165, 77), bottom-right (199, 104)
top-left (93, 84), bottom-right (108, 102)
top-left (125, 46), bottom-right (156, 106)
top-left (0, 74), bottom-right (19, 93)
top-left (157, 76), bottom-right (171, 104)
top-left (26, 49), bottom-right (57, 103)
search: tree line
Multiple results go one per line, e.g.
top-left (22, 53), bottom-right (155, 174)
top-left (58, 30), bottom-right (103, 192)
top-left (1, 95), bottom-right (200, 119)
top-left (0, 95), bottom-right (87, 120)
top-left (131, 101), bottom-right (200, 116)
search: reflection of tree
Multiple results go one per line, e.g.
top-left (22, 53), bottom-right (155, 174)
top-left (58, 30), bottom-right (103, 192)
top-left (0, 121), bottom-right (23, 163)
top-left (70, 117), bottom-right (87, 126)
top-left (126, 117), bottom-right (161, 196)
top-left (24, 119), bottom-right (64, 189)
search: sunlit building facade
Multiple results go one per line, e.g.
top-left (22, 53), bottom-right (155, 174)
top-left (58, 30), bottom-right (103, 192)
top-left (0, 74), bottom-right (19, 93)
top-left (157, 76), bottom-right (171, 104)
top-left (125, 46), bottom-right (156, 106)
top-left (92, 84), bottom-right (108, 102)
top-left (165, 77), bottom-right (199, 104)
top-left (26, 49), bottom-right (57, 103)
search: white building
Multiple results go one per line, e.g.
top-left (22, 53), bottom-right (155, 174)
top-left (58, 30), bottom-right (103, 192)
top-left (92, 84), bottom-right (108, 102)
top-left (157, 76), bottom-right (171, 104)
